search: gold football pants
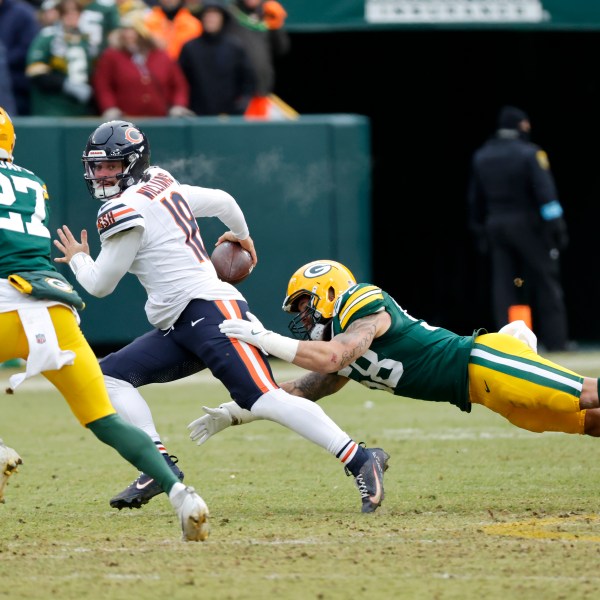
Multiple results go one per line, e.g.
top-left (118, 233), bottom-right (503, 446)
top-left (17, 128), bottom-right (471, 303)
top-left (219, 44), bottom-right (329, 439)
top-left (0, 306), bottom-right (116, 426)
top-left (469, 333), bottom-right (585, 434)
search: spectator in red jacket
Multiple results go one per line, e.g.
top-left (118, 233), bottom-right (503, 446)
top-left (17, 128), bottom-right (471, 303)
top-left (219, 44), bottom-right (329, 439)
top-left (92, 16), bottom-right (193, 118)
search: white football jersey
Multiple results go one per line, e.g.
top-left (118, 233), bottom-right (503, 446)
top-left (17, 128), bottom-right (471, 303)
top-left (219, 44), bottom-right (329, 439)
top-left (95, 167), bottom-right (247, 329)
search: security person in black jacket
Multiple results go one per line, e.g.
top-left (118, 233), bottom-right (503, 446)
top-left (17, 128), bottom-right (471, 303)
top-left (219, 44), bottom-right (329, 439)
top-left (468, 106), bottom-right (569, 351)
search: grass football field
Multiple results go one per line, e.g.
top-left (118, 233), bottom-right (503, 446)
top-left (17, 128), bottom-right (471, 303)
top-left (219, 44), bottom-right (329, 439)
top-left (1, 354), bottom-right (599, 600)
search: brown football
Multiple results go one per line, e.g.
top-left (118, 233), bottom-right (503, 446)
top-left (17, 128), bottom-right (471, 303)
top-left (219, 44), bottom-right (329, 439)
top-left (211, 241), bottom-right (253, 285)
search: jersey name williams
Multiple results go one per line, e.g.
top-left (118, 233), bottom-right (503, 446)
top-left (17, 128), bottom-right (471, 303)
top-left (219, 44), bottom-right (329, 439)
top-left (138, 173), bottom-right (175, 200)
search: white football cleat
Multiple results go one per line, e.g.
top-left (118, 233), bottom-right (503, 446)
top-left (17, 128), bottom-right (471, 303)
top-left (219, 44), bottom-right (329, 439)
top-left (169, 483), bottom-right (210, 542)
top-left (0, 439), bottom-right (23, 504)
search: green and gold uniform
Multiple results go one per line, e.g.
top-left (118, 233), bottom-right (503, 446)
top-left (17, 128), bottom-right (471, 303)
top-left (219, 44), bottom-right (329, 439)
top-left (0, 157), bottom-right (179, 492)
top-left (0, 158), bottom-right (112, 424)
top-left (0, 161), bottom-right (53, 278)
top-left (332, 284), bottom-right (586, 434)
top-left (333, 284), bottom-right (475, 412)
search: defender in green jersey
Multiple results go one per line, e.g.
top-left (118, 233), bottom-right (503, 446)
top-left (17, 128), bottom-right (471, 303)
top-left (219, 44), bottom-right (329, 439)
top-left (195, 259), bottom-right (600, 453)
top-left (0, 107), bottom-right (209, 541)
top-left (330, 283), bottom-right (475, 412)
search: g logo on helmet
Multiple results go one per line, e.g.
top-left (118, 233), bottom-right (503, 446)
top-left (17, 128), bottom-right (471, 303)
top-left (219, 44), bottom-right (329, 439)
top-left (304, 264), bottom-right (332, 278)
top-left (125, 127), bottom-right (143, 143)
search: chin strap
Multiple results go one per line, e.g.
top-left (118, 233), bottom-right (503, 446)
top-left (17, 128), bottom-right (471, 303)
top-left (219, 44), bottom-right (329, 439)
top-left (94, 182), bottom-right (121, 199)
top-left (309, 322), bottom-right (330, 341)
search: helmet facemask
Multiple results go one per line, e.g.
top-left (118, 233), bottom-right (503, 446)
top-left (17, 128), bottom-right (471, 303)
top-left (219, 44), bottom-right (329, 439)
top-left (283, 261), bottom-right (356, 340)
top-left (82, 120), bottom-right (150, 201)
top-left (84, 158), bottom-right (125, 199)
top-left (286, 291), bottom-right (333, 341)
top-left (283, 260), bottom-right (356, 340)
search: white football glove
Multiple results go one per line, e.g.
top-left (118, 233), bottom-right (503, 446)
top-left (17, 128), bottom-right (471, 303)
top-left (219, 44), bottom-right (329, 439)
top-left (219, 312), bottom-right (299, 362)
top-left (188, 401), bottom-right (259, 446)
top-left (0, 439), bottom-right (23, 503)
top-left (219, 312), bottom-right (270, 352)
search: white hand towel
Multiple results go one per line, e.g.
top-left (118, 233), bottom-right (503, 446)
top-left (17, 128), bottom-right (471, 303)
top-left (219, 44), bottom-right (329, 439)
top-left (7, 307), bottom-right (75, 392)
top-left (498, 320), bottom-right (538, 354)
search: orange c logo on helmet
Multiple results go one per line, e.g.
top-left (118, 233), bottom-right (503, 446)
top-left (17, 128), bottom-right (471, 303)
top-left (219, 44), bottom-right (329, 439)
top-left (125, 127), bottom-right (143, 143)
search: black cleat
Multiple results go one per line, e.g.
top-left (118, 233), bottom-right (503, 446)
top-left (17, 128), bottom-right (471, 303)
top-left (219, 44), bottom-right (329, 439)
top-left (352, 447), bottom-right (389, 513)
top-left (109, 455), bottom-right (184, 510)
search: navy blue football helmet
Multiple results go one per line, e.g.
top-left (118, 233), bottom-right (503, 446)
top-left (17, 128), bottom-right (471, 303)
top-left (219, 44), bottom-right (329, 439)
top-left (82, 120), bottom-right (150, 200)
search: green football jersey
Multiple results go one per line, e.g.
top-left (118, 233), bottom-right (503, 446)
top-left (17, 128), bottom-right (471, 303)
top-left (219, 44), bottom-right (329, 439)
top-left (26, 26), bottom-right (94, 117)
top-left (79, 0), bottom-right (121, 58)
top-left (0, 160), bottom-right (54, 279)
top-left (332, 283), bottom-right (477, 412)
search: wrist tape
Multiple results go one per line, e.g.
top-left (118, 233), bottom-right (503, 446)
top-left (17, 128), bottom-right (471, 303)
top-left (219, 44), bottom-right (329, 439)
top-left (221, 401), bottom-right (259, 425)
top-left (69, 252), bottom-right (94, 276)
top-left (260, 332), bottom-right (299, 363)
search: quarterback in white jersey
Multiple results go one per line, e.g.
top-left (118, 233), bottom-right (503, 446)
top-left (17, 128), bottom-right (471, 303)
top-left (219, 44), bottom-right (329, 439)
top-left (1, 108), bottom-right (209, 542)
top-left (81, 164), bottom-right (247, 330)
top-left (54, 120), bottom-right (389, 515)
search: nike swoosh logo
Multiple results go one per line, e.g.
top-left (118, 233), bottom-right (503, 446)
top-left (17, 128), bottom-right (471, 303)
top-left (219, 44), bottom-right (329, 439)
top-left (368, 463), bottom-right (382, 505)
top-left (250, 329), bottom-right (261, 335)
top-left (136, 478), bottom-right (155, 490)
top-left (191, 318), bottom-right (205, 327)
top-left (484, 380), bottom-right (491, 393)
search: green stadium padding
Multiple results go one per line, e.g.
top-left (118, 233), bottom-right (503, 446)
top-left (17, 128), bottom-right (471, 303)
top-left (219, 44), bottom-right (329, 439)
top-left (12, 115), bottom-right (371, 347)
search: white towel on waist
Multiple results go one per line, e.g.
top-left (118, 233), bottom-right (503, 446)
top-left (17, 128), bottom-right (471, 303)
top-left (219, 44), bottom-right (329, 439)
top-left (8, 307), bottom-right (75, 392)
top-left (498, 320), bottom-right (538, 354)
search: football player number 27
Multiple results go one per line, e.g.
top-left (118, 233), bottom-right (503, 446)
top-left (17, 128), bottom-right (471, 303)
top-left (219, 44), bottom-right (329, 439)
top-left (0, 172), bottom-right (50, 238)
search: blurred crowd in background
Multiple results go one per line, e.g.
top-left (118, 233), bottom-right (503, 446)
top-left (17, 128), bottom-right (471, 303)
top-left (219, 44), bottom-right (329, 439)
top-left (1, 1), bottom-right (577, 354)
top-left (0, 0), bottom-right (295, 120)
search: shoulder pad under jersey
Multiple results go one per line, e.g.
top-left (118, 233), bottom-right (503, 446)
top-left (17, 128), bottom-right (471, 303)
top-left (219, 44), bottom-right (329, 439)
top-left (96, 198), bottom-right (144, 241)
top-left (335, 283), bottom-right (385, 331)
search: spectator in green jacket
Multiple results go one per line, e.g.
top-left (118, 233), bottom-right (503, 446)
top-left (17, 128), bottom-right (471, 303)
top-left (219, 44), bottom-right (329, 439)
top-left (26, 0), bottom-right (94, 116)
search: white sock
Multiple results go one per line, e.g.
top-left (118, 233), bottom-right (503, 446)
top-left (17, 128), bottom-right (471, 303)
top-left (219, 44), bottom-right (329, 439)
top-left (250, 388), bottom-right (353, 457)
top-left (168, 481), bottom-right (187, 506)
top-left (103, 375), bottom-right (161, 442)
